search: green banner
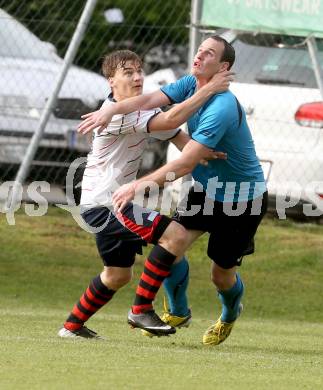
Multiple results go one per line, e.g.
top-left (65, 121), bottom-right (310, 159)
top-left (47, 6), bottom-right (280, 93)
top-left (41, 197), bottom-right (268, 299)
top-left (201, 0), bottom-right (323, 38)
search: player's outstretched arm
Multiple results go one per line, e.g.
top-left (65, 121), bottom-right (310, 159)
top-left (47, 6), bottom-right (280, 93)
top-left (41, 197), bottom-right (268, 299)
top-left (171, 131), bottom-right (227, 163)
top-left (148, 70), bottom-right (234, 132)
top-left (77, 90), bottom-right (169, 135)
top-left (112, 139), bottom-right (218, 212)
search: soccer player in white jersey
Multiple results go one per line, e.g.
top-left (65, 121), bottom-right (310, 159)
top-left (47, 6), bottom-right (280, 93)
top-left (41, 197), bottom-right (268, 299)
top-left (58, 50), bottom-right (231, 339)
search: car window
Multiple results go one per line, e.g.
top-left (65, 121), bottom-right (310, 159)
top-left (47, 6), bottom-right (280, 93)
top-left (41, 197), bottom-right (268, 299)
top-left (0, 10), bottom-right (58, 61)
top-left (232, 36), bottom-right (323, 89)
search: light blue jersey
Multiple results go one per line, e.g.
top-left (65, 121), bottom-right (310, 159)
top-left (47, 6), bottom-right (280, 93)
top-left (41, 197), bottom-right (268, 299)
top-left (161, 75), bottom-right (266, 202)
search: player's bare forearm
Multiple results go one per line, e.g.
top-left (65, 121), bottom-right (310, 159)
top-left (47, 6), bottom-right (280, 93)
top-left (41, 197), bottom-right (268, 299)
top-left (165, 70), bottom-right (234, 126)
top-left (137, 138), bottom-right (228, 186)
top-left (170, 131), bottom-right (227, 167)
top-left (170, 131), bottom-right (191, 151)
top-left (114, 90), bottom-right (169, 112)
top-left (112, 139), bottom-right (225, 212)
top-left (138, 158), bottom-right (191, 187)
top-left (148, 70), bottom-right (234, 131)
top-left (112, 158), bottom-right (192, 213)
top-left (135, 140), bottom-right (211, 187)
top-left (78, 91), bottom-right (169, 134)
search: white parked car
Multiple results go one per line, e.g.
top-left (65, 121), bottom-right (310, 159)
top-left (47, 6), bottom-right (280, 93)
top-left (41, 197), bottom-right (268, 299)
top-left (166, 31), bottom-right (323, 220)
top-left (0, 9), bottom-right (107, 178)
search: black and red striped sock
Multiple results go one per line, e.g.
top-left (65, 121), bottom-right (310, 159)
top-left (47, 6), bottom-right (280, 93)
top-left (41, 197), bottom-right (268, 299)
top-left (64, 275), bottom-right (115, 331)
top-left (132, 245), bottom-right (176, 314)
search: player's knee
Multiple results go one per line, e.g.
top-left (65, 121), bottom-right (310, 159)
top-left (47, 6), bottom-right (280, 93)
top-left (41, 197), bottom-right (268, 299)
top-left (173, 223), bottom-right (188, 247)
top-left (159, 221), bottom-right (188, 252)
top-left (106, 274), bottom-right (131, 290)
top-left (211, 267), bottom-right (236, 290)
top-left (101, 269), bottom-right (132, 290)
top-left (211, 271), bottom-right (222, 287)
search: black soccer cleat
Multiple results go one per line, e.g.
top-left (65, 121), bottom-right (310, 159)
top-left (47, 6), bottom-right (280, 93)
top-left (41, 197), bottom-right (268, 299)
top-left (127, 309), bottom-right (176, 336)
top-left (58, 325), bottom-right (104, 340)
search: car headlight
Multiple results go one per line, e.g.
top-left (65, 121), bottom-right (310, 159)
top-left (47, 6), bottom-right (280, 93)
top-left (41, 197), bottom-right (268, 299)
top-left (0, 95), bottom-right (41, 119)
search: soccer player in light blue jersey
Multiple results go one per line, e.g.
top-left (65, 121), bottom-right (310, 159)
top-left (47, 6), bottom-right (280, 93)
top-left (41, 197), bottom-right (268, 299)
top-left (79, 36), bottom-right (267, 345)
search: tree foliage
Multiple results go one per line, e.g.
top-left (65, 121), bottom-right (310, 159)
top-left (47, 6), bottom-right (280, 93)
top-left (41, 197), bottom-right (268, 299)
top-left (1, 0), bottom-right (190, 73)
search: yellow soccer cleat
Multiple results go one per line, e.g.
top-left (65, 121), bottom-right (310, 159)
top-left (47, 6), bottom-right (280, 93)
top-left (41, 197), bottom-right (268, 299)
top-left (161, 309), bottom-right (192, 328)
top-left (141, 297), bottom-right (192, 337)
top-left (202, 303), bottom-right (243, 346)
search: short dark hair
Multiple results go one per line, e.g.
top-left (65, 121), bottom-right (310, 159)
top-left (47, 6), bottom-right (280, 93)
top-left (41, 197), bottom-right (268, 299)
top-left (102, 50), bottom-right (142, 79)
top-left (209, 35), bottom-right (235, 69)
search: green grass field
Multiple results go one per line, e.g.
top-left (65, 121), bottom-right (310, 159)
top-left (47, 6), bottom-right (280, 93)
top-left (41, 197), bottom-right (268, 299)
top-left (1, 208), bottom-right (323, 389)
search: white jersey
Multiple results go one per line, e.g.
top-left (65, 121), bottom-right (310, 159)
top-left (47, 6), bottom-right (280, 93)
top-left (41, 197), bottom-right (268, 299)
top-left (80, 98), bottom-right (179, 208)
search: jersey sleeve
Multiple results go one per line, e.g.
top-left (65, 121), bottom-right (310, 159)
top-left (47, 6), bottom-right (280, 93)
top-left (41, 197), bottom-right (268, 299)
top-left (160, 75), bottom-right (196, 104)
top-left (191, 97), bottom-right (230, 149)
top-left (149, 128), bottom-right (181, 141)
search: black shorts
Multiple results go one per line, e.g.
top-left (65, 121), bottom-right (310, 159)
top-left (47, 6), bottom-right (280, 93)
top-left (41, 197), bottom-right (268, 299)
top-left (173, 188), bottom-right (268, 269)
top-left (81, 203), bottom-right (172, 267)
